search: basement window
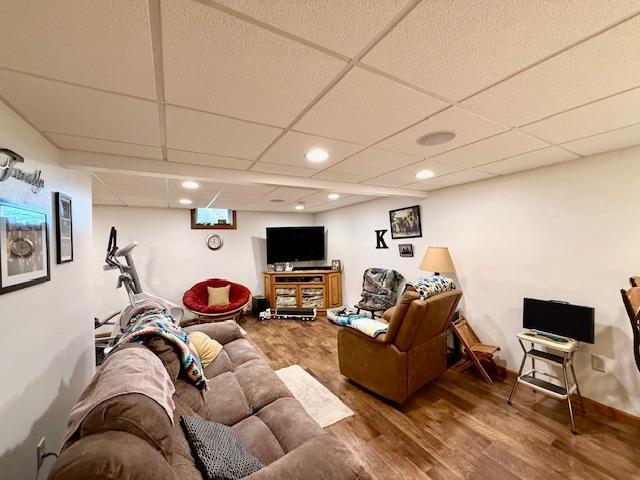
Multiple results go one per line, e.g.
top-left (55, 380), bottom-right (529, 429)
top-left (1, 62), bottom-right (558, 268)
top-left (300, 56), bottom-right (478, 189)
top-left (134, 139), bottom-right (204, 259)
top-left (190, 208), bottom-right (237, 229)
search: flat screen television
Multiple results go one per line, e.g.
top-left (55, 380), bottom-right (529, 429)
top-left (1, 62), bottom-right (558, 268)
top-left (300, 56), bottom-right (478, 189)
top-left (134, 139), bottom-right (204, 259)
top-left (266, 226), bottom-right (325, 264)
top-left (523, 298), bottom-right (595, 343)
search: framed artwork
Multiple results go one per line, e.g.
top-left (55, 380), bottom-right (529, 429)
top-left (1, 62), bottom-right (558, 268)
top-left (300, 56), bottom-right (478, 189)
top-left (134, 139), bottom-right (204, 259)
top-left (0, 200), bottom-right (50, 294)
top-left (331, 259), bottom-right (341, 270)
top-left (389, 205), bottom-right (422, 239)
top-left (54, 193), bottom-right (73, 264)
top-left (398, 244), bottom-right (414, 257)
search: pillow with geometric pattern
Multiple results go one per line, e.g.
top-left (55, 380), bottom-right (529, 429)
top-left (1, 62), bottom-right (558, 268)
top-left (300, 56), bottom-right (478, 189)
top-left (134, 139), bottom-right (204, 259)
top-left (181, 416), bottom-right (263, 480)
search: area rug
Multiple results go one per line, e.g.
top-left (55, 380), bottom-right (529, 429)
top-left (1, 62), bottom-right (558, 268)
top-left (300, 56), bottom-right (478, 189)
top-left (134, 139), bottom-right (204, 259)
top-left (275, 364), bottom-right (354, 428)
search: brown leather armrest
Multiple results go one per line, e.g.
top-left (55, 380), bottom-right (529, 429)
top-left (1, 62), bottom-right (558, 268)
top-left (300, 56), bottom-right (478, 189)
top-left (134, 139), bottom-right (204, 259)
top-left (338, 326), bottom-right (388, 344)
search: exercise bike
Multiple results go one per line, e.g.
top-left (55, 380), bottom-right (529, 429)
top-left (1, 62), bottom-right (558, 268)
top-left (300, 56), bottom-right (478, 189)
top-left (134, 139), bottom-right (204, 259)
top-left (94, 227), bottom-right (182, 364)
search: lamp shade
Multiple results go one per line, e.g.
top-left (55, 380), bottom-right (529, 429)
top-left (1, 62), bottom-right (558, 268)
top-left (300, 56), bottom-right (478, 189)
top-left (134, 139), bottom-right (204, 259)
top-left (419, 246), bottom-right (455, 274)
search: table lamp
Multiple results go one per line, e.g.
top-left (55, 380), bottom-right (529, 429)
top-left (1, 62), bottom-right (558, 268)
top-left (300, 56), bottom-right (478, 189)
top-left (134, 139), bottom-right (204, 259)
top-left (419, 246), bottom-right (455, 276)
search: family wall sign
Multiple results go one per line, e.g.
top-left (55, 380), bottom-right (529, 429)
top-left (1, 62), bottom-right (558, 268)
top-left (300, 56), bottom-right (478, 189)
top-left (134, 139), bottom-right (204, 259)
top-left (0, 148), bottom-right (45, 193)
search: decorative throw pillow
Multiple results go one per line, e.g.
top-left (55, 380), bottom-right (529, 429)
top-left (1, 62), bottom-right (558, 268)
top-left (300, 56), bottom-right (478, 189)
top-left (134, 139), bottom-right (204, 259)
top-left (207, 285), bottom-right (230, 307)
top-left (188, 332), bottom-right (223, 368)
top-left (181, 416), bottom-right (263, 480)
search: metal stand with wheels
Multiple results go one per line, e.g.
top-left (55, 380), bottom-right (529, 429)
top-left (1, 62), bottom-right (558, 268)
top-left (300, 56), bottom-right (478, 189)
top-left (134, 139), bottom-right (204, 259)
top-left (508, 331), bottom-right (585, 434)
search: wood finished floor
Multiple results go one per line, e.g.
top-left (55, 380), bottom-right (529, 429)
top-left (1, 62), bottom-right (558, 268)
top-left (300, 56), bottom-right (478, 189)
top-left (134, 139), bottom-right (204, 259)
top-left (238, 315), bottom-right (640, 480)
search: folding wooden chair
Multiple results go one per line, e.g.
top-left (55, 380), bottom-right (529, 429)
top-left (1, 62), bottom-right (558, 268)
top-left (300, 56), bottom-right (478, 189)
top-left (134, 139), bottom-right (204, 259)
top-left (621, 286), bottom-right (640, 373)
top-left (630, 276), bottom-right (640, 287)
top-left (451, 316), bottom-right (500, 384)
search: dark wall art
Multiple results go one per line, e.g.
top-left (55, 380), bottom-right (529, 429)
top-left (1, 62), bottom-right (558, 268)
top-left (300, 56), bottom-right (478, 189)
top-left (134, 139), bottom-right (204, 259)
top-left (389, 205), bottom-right (422, 239)
top-left (55, 193), bottom-right (73, 264)
top-left (0, 200), bottom-right (50, 294)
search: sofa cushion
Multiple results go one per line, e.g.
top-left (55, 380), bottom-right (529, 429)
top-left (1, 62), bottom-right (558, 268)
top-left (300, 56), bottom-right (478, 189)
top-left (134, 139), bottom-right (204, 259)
top-left (181, 416), bottom-right (263, 480)
top-left (204, 349), bottom-right (234, 378)
top-left (203, 371), bottom-right (252, 426)
top-left (232, 416), bottom-right (285, 466)
top-left (174, 378), bottom-right (206, 417)
top-left (233, 359), bottom-right (292, 412)
top-left (80, 393), bottom-right (173, 460)
top-left (256, 397), bottom-right (323, 453)
top-left (225, 339), bottom-right (263, 367)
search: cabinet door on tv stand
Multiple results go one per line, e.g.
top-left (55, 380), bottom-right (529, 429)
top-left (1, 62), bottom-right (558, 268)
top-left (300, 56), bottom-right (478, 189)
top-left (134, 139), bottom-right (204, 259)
top-left (327, 272), bottom-right (342, 308)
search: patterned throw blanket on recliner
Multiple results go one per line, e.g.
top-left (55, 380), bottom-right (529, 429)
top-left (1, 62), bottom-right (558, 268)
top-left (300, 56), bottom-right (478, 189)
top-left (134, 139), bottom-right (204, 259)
top-left (404, 275), bottom-right (456, 301)
top-left (357, 268), bottom-right (404, 312)
top-left (114, 309), bottom-right (209, 390)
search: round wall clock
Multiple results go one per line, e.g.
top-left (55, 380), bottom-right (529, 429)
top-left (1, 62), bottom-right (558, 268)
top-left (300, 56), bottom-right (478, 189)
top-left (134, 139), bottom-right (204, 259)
top-left (206, 234), bottom-right (223, 250)
top-left (10, 238), bottom-right (34, 258)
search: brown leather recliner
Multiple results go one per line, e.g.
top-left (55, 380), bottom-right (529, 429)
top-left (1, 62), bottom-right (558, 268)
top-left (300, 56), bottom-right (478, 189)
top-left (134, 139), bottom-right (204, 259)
top-left (338, 288), bottom-right (462, 404)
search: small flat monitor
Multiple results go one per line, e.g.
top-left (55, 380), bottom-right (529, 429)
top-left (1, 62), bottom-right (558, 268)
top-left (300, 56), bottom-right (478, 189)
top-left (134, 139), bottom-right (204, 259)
top-left (523, 298), bottom-right (594, 343)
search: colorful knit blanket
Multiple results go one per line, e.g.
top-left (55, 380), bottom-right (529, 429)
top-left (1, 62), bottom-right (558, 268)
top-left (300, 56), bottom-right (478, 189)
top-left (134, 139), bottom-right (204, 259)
top-left (115, 309), bottom-right (209, 390)
top-left (404, 275), bottom-right (456, 301)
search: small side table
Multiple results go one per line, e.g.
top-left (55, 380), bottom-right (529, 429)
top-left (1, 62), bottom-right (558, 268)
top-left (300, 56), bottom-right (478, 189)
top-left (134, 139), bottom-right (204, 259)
top-left (508, 331), bottom-right (585, 433)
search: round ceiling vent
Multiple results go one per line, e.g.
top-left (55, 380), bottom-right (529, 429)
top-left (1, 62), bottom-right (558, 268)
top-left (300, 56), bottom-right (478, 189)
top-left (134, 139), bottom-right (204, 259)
top-left (416, 131), bottom-right (456, 146)
top-left (270, 199), bottom-right (285, 203)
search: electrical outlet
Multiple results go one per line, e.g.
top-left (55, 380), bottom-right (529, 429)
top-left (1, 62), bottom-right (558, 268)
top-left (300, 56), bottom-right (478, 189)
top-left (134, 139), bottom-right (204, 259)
top-left (591, 353), bottom-right (606, 373)
top-left (36, 436), bottom-right (46, 470)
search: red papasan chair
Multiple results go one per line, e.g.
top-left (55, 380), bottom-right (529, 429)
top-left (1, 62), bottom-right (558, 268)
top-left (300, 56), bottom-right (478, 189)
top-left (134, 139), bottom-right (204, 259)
top-left (183, 278), bottom-right (251, 321)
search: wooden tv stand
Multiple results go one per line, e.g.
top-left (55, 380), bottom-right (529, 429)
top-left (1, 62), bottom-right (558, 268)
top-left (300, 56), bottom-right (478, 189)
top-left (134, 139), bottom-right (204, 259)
top-left (263, 270), bottom-right (342, 313)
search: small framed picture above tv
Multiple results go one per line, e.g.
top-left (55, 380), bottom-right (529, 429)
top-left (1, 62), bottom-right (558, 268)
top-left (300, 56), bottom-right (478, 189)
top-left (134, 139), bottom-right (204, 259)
top-left (389, 205), bottom-right (422, 239)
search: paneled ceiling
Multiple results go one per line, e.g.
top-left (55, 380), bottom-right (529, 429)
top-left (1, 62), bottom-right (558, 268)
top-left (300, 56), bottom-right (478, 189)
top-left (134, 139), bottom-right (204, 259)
top-left (1, 0), bottom-right (639, 212)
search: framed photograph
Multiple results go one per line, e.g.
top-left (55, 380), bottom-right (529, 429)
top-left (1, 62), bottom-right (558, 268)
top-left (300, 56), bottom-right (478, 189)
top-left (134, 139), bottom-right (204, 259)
top-left (389, 205), bottom-right (422, 239)
top-left (0, 200), bottom-right (50, 295)
top-left (331, 259), bottom-right (341, 270)
top-left (398, 244), bottom-right (414, 257)
top-left (54, 193), bottom-right (73, 264)
top-left (274, 263), bottom-right (285, 272)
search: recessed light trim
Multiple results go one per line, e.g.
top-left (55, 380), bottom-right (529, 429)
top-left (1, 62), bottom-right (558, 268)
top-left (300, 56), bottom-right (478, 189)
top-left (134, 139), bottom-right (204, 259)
top-left (416, 131), bottom-right (455, 146)
top-left (182, 180), bottom-right (200, 189)
top-left (328, 193), bottom-right (340, 200)
top-left (305, 148), bottom-right (330, 162)
top-left (415, 169), bottom-right (435, 180)
top-left (178, 198), bottom-right (192, 205)
top-left (295, 204), bottom-right (305, 211)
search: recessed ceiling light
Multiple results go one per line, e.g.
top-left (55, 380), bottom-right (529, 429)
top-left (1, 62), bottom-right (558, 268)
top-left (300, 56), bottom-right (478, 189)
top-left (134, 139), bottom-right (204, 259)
top-left (182, 180), bottom-right (200, 189)
top-left (416, 131), bottom-right (456, 146)
top-left (328, 193), bottom-right (340, 200)
top-left (179, 198), bottom-right (192, 205)
top-left (270, 199), bottom-right (285, 203)
top-left (305, 148), bottom-right (330, 162)
top-left (415, 169), bottom-right (435, 180)
top-left (295, 204), bottom-right (305, 211)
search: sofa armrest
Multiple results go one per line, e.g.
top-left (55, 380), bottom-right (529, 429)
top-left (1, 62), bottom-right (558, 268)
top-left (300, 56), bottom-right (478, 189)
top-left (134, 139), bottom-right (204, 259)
top-left (245, 433), bottom-right (371, 480)
top-left (183, 320), bottom-right (244, 345)
top-left (338, 325), bottom-right (389, 345)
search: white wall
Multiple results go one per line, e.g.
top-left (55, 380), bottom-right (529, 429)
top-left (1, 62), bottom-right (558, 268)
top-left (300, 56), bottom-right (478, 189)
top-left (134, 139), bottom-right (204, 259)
top-left (92, 206), bottom-right (314, 318)
top-left (317, 147), bottom-right (640, 418)
top-left (0, 102), bottom-right (94, 479)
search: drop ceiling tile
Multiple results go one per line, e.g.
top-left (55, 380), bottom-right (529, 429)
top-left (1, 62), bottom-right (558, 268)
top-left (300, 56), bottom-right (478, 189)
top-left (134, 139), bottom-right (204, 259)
top-left (162, 0), bottom-right (345, 126)
top-left (168, 179), bottom-right (274, 196)
top-left (376, 107), bottom-right (507, 157)
top-left (521, 87), bottom-right (640, 144)
top-left (461, 16), bottom-right (640, 126)
top-left (0, 0), bottom-right (156, 98)
top-left (251, 162), bottom-right (319, 178)
top-left (294, 67), bottom-right (447, 145)
top-left (92, 179), bottom-right (125, 205)
top-left (167, 149), bottom-right (253, 170)
top-left (312, 170), bottom-right (369, 183)
top-left (362, 159), bottom-right (462, 187)
top-left (47, 133), bottom-right (163, 160)
top-left (330, 148), bottom-right (421, 177)
top-left (215, 0), bottom-right (406, 57)
top-left (95, 172), bottom-right (164, 187)
top-left (260, 131), bottom-right (364, 168)
top-left (561, 123), bottom-right (640, 156)
top-left (307, 194), bottom-right (378, 212)
top-left (432, 131), bottom-right (549, 168)
top-left (362, 0), bottom-right (640, 100)
top-left (476, 147), bottom-right (579, 175)
top-left (126, 199), bottom-right (170, 208)
top-left (165, 106), bottom-right (281, 160)
top-left (0, 70), bottom-right (161, 145)
top-left (266, 187), bottom-right (319, 200)
top-left (406, 169), bottom-right (496, 191)
top-left (298, 191), bottom-right (349, 206)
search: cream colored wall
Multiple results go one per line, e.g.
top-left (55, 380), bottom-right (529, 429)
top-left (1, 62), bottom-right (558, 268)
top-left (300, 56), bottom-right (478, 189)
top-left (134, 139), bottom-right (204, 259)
top-left (92, 206), bottom-right (315, 319)
top-left (0, 102), bottom-right (94, 479)
top-left (316, 147), bottom-right (640, 418)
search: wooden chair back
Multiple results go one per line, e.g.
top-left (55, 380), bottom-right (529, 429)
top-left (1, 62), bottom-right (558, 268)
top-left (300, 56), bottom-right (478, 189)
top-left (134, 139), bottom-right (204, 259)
top-left (453, 317), bottom-right (481, 349)
top-left (630, 276), bottom-right (640, 287)
top-left (621, 286), bottom-right (640, 373)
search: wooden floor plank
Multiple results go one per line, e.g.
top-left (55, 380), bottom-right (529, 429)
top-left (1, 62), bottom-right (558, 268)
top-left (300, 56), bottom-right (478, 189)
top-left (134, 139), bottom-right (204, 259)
top-left (240, 316), bottom-right (640, 480)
